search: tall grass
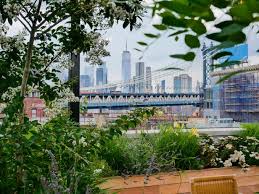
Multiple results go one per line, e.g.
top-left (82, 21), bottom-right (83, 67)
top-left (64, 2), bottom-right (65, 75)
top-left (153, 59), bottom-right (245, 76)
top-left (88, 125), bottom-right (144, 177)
top-left (154, 125), bottom-right (202, 171)
top-left (240, 123), bottom-right (259, 139)
top-left (100, 125), bottom-right (202, 176)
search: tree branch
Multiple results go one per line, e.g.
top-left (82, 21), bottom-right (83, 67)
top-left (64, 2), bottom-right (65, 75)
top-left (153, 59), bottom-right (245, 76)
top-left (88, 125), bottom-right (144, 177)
top-left (36, 9), bottom-right (60, 29)
top-left (20, 13), bottom-right (32, 28)
top-left (35, 16), bottom-right (69, 39)
top-left (17, 17), bottom-right (31, 32)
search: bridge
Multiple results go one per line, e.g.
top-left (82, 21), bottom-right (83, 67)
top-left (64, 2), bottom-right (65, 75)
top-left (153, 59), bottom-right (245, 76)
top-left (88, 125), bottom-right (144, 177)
top-left (81, 92), bottom-right (203, 109)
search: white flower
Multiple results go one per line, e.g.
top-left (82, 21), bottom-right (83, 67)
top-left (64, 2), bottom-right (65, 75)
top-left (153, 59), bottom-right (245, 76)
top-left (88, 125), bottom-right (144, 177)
top-left (225, 144), bottom-right (233, 150)
top-left (72, 140), bottom-right (76, 146)
top-left (250, 152), bottom-right (259, 160)
top-left (79, 137), bottom-right (88, 147)
top-left (93, 169), bottom-right (102, 174)
top-left (223, 159), bottom-right (232, 167)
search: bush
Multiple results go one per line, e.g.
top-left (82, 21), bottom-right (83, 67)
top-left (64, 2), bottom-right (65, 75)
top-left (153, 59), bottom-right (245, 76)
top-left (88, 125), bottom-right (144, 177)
top-left (100, 134), bottom-right (154, 176)
top-left (0, 114), bottom-right (107, 193)
top-left (240, 123), bottom-right (259, 139)
top-left (200, 135), bottom-right (259, 169)
top-left (154, 125), bottom-right (202, 171)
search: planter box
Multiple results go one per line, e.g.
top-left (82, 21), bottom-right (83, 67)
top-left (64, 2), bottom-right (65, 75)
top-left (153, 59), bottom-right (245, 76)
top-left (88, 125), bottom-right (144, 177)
top-left (100, 166), bottom-right (259, 194)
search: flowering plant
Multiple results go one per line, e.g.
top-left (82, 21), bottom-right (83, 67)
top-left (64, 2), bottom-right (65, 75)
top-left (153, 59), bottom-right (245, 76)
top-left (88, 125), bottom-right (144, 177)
top-left (200, 135), bottom-right (259, 169)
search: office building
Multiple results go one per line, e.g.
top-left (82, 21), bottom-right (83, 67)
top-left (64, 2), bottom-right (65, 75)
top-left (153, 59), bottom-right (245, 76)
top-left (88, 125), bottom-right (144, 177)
top-left (80, 75), bottom-right (91, 88)
top-left (145, 66), bottom-right (152, 93)
top-left (96, 63), bottom-right (108, 92)
top-left (121, 43), bottom-right (131, 93)
top-left (161, 80), bottom-right (166, 93)
top-left (174, 74), bottom-right (192, 93)
top-left (135, 62), bottom-right (145, 93)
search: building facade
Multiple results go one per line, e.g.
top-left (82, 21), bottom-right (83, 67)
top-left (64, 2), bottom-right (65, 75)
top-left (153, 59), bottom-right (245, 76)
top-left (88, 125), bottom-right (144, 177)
top-left (161, 80), bottom-right (166, 93)
top-left (121, 48), bottom-right (131, 93)
top-left (145, 66), bottom-right (152, 93)
top-left (96, 63), bottom-right (108, 86)
top-left (135, 62), bottom-right (145, 93)
top-left (174, 74), bottom-right (192, 93)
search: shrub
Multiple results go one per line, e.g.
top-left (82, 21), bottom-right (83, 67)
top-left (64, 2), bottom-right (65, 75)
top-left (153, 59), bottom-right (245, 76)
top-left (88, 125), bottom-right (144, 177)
top-left (240, 123), bottom-right (259, 139)
top-left (100, 134), bottom-right (154, 176)
top-left (200, 135), bottom-right (259, 169)
top-left (154, 125), bottom-right (202, 171)
top-left (0, 114), bottom-right (107, 193)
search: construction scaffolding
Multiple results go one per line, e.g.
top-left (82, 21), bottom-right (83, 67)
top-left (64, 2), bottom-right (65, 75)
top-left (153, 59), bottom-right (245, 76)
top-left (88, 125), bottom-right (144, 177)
top-left (220, 71), bottom-right (259, 122)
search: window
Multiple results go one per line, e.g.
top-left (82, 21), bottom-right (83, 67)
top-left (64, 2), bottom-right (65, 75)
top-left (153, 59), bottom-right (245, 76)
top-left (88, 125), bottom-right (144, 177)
top-left (31, 109), bottom-right (37, 119)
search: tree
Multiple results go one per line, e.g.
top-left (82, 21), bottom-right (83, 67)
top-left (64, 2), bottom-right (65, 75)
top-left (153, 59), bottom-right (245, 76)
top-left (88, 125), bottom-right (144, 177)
top-left (137, 0), bottom-right (259, 81)
top-left (0, 0), bottom-right (143, 120)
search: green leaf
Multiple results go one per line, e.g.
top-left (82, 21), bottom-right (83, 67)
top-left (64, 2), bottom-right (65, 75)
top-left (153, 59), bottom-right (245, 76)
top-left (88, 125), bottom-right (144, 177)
top-left (219, 24), bottom-right (244, 36)
top-left (161, 12), bottom-right (187, 28)
top-left (170, 52), bottom-right (195, 61)
top-left (168, 30), bottom-right (188, 37)
top-left (134, 48), bottom-right (142, 52)
top-left (144, 33), bottom-right (160, 38)
top-left (185, 34), bottom-right (200, 48)
top-left (212, 51), bottom-right (233, 60)
top-left (187, 20), bottom-right (207, 35)
top-left (216, 70), bottom-right (246, 84)
top-left (137, 41), bottom-right (148, 46)
top-left (175, 36), bottom-right (179, 41)
top-left (153, 24), bottom-right (167, 30)
top-left (230, 4), bottom-right (253, 24)
top-left (158, 1), bottom-right (192, 16)
top-left (213, 60), bottom-right (241, 69)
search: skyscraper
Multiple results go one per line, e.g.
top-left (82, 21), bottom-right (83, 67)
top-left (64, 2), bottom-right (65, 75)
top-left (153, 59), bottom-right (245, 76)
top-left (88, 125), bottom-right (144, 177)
top-left (121, 43), bottom-right (131, 93)
top-left (174, 74), bottom-right (192, 93)
top-left (96, 63), bottom-right (108, 92)
top-left (135, 62), bottom-right (145, 93)
top-left (145, 66), bottom-right (152, 93)
top-left (161, 80), bottom-right (166, 93)
top-left (80, 75), bottom-right (91, 88)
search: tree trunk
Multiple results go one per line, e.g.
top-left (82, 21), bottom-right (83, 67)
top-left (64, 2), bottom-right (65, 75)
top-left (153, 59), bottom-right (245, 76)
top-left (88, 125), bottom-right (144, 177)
top-left (69, 53), bottom-right (80, 123)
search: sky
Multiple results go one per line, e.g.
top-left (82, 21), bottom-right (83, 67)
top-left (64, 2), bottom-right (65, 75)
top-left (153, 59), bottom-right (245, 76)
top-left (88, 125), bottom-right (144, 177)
top-left (81, 6), bottom-right (259, 90)
top-left (6, 3), bottom-right (259, 91)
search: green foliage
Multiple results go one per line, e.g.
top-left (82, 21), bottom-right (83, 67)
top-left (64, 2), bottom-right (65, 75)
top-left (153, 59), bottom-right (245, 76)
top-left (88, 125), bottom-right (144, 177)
top-left (0, 114), bottom-right (107, 193)
top-left (136, 0), bottom-right (259, 79)
top-left (100, 134), bottom-right (154, 175)
top-left (240, 123), bottom-right (259, 139)
top-left (154, 125), bottom-right (202, 170)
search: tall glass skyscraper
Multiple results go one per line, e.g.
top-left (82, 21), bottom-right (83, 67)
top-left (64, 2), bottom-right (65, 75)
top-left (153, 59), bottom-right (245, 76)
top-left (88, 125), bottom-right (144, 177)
top-left (121, 44), bottom-right (131, 93)
top-left (135, 62), bottom-right (145, 93)
top-left (174, 74), bottom-right (192, 93)
top-left (96, 63), bottom-right (108, 90)
top-left (145, 66), bottom-right (152, 93)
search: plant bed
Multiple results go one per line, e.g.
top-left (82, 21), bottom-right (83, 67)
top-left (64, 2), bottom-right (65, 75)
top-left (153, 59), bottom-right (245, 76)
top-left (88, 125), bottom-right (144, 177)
top-left (100, 166), bottom-right (259, 194)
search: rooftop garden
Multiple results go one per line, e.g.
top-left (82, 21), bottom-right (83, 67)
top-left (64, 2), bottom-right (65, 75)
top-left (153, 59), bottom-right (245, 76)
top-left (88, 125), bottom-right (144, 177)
top-left (1, 0), bottom-right (259, 193)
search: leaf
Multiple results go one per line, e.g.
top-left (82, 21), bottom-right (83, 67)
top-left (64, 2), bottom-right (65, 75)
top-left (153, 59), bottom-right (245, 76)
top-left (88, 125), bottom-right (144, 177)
top-left (170, 52), bottom-right (195, 61)
top-left (157, 67), bottom-right (184, 72)
top-left (168, 30), bottom-right (188, 37)
top-left (175, 36), bottom-right (179, 41)
top-left (161, 12), bottom-right (187, 28)
top-left (213, 60), bottom-right (241, 69)
top-left (134, 48), bottom-right (142, 52)
top-left (212, 51), bottom-right (233, 60)
top-left (144, 33), bottom-right (160, 38)
top-left (185, 34), bottom-right (200, 48)
top-left (153, 24), bottom-right (167, 30)
top-left (137, 41), bottom-right (148, 46)
top-left (123, 19), bottom-right (129, 28)
top-left (216, 70), bottom-right (246, 84)
top-left (187, 20), bottom-right (207, 35)
top-left (158, 1), bottom-right (192, 16)
top-left (230, 4), bottom-right (253, 24)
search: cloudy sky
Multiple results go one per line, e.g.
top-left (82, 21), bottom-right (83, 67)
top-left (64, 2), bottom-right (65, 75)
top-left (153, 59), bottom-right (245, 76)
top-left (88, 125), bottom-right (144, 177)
top-left (81, 6), bottom-right (259, 90)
